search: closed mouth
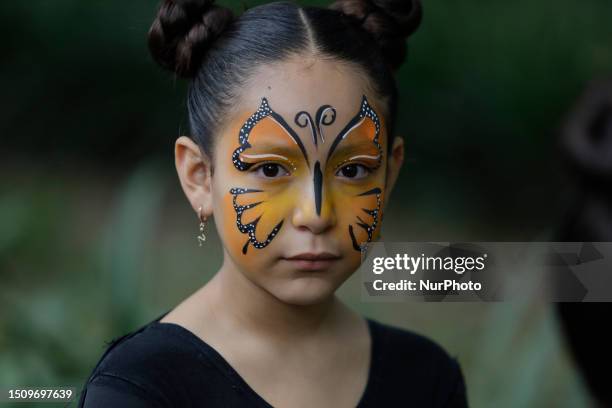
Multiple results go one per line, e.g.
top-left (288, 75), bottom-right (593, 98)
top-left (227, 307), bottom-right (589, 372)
top-left (284, 252), bottom-right (341, 261)
top-left (281, 252), bottom-right (341, 270)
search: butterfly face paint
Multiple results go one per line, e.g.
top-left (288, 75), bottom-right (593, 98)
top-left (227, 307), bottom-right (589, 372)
top-left (225, 94), bottom-right (386, 257)
top-left (325, 96), bottom-right (383, 252)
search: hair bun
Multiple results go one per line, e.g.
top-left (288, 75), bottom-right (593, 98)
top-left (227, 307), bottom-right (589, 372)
top-left (330, 0), bottom-right (422, 71)
top-left (148, 0), bottom-right (234, 78)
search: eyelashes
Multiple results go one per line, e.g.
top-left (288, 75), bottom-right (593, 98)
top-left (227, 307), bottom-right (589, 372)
top-left (335, 163), bottom-right (372, 179)
top-left (334, 155), bottom-right (382, 180)
top-left (250, 162), bottom-right (291, 179)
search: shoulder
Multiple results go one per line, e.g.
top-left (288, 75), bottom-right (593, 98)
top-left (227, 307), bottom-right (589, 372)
top-left (95, 322), bottom-right (215, 377)
top-left (78, 321), bottom-right (218, 407)
top-left (368, 318), bottom-right (468, 407)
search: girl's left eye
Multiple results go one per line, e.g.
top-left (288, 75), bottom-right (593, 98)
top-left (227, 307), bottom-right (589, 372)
top-left (335, 163), bottom-right (371, 179)
top-left (254, 163), bottom-right (290, 178)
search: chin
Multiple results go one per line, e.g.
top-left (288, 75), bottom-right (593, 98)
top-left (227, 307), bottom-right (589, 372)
top-left (269, 275), bottom-right (340, 306)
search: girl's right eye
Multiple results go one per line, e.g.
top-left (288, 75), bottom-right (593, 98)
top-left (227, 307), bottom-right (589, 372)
top-left (253, 163), bottom-right (290, 179)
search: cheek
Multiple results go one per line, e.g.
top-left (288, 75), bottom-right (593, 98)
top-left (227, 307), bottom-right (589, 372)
top-left (214, 190), bottom-right (277, 280)
top-left (328, 173), bottom-right (386, 254)
top-left (217, 180), bottom-right (298, 263)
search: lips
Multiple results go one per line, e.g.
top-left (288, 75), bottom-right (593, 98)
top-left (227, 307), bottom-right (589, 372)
top-left (286, 252), bottom-right (340, 260)
top-left (282, 252), bottom-right (341, 271)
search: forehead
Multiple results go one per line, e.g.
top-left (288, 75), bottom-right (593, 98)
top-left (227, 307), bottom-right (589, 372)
top-left (232, 56), bottom-right (379, 133)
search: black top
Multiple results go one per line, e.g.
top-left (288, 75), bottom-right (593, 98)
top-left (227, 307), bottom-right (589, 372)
top-left (77, 310), bottom-right (468, 407)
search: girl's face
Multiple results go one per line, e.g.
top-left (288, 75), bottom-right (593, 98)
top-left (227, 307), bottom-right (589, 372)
top-left (209, 57), bottom-right (394, 305)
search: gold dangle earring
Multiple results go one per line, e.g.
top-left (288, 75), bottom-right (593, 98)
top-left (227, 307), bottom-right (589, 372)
top-left (197, 206), bottom-right (207, 246)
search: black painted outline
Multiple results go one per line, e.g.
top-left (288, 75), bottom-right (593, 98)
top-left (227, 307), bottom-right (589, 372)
top-left (326, 95), bottom-right (382, 165)
top-left (232, 98), bottom-right (310, 171)
top-left (230, 187), bottom-right (284, 254)
top-left (348, 187), bottom-right (383, 253)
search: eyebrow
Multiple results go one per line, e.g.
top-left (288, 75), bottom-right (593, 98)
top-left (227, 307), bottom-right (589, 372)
top-left (338, 154), bottom-right (382, 164)
top-left (240, 152), bottom-right (291, 161)
top-left (239, 152), bottom-right (297, 172)
top-left (238, 144), bottom-right (304, 160)
top-left (238, 152), bottom-right (297, 169)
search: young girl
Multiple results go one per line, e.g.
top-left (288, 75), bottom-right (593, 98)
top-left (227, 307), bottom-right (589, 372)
top-left (78, 0), bottom-right (468, 406)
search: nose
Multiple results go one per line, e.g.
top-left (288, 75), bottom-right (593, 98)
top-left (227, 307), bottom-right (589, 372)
top-left (291, 162), bottom-right (337, 234)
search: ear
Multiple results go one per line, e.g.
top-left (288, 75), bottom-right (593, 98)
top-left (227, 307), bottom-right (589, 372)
top-left (384, 135), bottom-right (404, 204)
top-left (175, 136), bottom-right (214, 219)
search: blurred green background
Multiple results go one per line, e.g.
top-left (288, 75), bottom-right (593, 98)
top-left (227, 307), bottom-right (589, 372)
top-left (1, 0), bottom-right (611, 406)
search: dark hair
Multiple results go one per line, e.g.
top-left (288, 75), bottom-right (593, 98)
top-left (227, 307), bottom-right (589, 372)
top-left (148, 0), bottom-right (422, 157)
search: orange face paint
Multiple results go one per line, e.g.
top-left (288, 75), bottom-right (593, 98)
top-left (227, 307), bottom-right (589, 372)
top-left (221, 94), bottom-right (386, 258)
